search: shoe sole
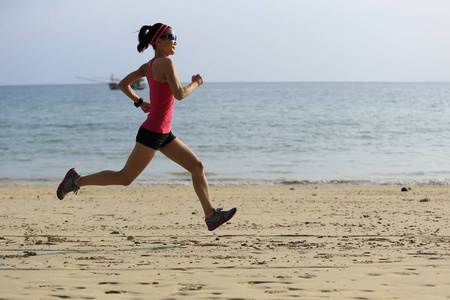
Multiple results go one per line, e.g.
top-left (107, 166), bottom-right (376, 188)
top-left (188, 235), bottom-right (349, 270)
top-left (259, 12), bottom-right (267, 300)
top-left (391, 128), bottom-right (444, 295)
top-left (208, 208), bottom-right (237, 231)
top-left (57, 168), bottom-right (76, 200)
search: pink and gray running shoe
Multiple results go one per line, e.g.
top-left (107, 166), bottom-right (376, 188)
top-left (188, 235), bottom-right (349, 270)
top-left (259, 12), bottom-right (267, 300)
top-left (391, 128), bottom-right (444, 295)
top-left (205, 207), bottom-right (237, 231)
top-left (57, 168), bottom-right (81, 200)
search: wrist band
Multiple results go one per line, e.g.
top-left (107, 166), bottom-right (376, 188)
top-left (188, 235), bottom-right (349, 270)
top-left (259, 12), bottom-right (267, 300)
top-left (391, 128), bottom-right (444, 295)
top-left (134, 98), bottom-right (144, 108)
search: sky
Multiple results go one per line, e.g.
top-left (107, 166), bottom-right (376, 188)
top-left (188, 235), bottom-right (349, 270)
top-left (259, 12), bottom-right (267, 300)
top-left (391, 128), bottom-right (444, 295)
top-left (1, 0), bottom-right (450, 85)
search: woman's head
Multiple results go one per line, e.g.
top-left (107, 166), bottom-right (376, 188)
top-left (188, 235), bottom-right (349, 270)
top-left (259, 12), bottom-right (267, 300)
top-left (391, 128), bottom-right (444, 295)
top-left (137, 23), bottom-right (177, 54)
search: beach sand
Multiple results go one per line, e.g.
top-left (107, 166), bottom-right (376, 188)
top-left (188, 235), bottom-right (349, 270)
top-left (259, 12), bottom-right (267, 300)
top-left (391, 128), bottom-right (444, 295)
top-left (0, 185), bottom-right (449, 299)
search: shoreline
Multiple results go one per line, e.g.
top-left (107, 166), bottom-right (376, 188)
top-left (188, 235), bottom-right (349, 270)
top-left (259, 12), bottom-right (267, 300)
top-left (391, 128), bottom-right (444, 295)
top-left (1, 185), bottom-right (449, 299)
top-left (2, 177), bottom-right (450, 187)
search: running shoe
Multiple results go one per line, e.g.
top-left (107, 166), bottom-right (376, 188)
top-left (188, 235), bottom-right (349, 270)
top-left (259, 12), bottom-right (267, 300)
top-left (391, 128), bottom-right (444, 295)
top-left (205, 207), bottom-right (237, 231)
top-left (57, 168), bottom-right (81, 200)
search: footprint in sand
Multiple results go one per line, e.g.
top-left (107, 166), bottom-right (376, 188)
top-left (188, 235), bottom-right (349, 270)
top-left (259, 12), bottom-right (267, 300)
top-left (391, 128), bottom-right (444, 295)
top-left (178, 284), bottom-right (204, 291)
top-left (105, 290), bottom-right (125, 294)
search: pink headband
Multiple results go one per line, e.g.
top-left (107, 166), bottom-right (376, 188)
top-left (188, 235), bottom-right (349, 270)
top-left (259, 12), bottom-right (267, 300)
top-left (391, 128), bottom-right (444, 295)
top-left (150, 24), bottom-right (169, 46)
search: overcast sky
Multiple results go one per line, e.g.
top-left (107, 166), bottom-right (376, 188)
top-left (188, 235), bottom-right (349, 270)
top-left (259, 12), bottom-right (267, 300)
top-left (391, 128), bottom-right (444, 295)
top-left (1, 0), bottom-right (450, 85)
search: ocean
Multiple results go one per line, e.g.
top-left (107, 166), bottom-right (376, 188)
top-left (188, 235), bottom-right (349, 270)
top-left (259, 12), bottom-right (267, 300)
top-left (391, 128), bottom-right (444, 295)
top-left (1, 82), bottom-right (450, 186)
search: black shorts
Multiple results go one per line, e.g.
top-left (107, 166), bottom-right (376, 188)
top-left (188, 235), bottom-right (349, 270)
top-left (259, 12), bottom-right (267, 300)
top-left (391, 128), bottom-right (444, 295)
top-left (136, 126), bottom-right (176, 150)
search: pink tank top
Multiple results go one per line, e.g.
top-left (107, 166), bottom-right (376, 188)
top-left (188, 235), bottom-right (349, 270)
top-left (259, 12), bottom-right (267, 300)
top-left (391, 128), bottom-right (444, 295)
top-left (141, 57), bottom-right (175, 133)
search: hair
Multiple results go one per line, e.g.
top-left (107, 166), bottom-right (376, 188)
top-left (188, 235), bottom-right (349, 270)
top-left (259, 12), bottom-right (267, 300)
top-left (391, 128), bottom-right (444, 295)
top-left (137, 23), bottom-right (171, 53)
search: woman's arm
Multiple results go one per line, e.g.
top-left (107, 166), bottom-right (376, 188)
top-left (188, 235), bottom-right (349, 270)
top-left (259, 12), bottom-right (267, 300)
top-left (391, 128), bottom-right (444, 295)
top-left (118, 64), bottom-right (150, 112)
top-left (159, 58), bottom-right (203, 100)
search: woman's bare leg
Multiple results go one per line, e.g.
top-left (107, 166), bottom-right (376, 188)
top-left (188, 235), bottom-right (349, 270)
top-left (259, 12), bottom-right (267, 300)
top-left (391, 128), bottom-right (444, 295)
top-left (77, 142), bottom-right (156, 187)
top-left (159, 138), bottom-right (213, 216)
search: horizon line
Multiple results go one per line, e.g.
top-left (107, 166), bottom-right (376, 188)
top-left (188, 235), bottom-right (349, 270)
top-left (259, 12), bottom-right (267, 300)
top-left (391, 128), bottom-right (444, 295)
top-left (2, 80), bottom-right (450, 87)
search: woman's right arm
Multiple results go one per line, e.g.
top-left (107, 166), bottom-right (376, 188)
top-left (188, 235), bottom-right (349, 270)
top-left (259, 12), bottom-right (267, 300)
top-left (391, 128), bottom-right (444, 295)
top-left (161, 58), bottom-right (203, 100)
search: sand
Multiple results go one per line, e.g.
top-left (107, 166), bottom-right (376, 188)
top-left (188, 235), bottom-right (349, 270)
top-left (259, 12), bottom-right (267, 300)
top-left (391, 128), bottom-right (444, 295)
top-left (0, 185), bottom-right (449, 299)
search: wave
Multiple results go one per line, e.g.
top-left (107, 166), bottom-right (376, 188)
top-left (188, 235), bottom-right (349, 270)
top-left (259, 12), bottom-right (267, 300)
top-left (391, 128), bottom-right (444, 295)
top-left (2, 177), bottom-right (450, 187)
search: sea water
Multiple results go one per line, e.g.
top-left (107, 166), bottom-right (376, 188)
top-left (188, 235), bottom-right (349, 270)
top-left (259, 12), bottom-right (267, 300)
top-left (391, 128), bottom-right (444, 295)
top-left (1, 82), bottom-right (450, 186)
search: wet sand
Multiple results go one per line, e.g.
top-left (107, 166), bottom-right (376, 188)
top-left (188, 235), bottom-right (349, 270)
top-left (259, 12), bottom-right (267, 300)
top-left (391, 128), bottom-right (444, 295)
top-left (0, 185), bottom-right (449, 299)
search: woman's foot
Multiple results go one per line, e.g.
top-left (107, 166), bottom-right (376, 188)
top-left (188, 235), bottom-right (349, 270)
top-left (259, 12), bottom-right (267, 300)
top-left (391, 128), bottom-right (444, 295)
top-left (57, 168), bottom-right (81, 200)
top-left (205, 208), bottom-right (237, 231)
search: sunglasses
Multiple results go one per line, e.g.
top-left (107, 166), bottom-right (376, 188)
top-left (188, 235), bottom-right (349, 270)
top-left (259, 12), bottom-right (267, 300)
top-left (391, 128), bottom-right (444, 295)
top-left (160, 34), bottom-right (177, 41)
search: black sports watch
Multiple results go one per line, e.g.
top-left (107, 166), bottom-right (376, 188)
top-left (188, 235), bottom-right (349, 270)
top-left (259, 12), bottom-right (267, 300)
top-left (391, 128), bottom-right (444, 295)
top-left (134, 98), bottom-right (144, 108)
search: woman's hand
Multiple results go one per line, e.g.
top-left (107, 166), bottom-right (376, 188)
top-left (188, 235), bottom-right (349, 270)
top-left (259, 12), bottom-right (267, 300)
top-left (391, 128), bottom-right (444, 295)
top-left (140, 101), bottom-right (150, 113)
top-left (192, 74), bottom-right (203, 87)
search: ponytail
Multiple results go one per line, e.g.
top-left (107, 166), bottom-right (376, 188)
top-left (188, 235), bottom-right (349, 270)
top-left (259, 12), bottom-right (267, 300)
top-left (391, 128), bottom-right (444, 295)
top-left (137, 25), bottom-right (153, 53)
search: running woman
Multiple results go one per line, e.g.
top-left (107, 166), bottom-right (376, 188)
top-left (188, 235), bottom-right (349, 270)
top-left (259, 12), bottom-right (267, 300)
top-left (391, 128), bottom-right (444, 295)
top-left (57, 23), bottom-right (236, 231)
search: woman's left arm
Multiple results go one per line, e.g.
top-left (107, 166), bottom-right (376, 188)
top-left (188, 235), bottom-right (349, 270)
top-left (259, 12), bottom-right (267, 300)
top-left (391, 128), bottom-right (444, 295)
top-left (119, 64), bottom-right (150, 112)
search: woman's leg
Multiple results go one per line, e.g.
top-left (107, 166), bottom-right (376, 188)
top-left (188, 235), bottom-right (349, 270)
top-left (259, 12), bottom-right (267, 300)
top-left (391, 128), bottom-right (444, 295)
top-left (77, 142), bottom-right (157, 187)
top-left (159, 138), bottom-right (213, 216)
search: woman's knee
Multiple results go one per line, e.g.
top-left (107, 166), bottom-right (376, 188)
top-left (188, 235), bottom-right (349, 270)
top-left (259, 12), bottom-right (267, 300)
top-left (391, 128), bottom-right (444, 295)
top-left (121, 177), bottom-right (134, 186)
top-left (116, 171), bottom-right (136, 186)
top-left (189, 160), bottom-right (205, 175)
